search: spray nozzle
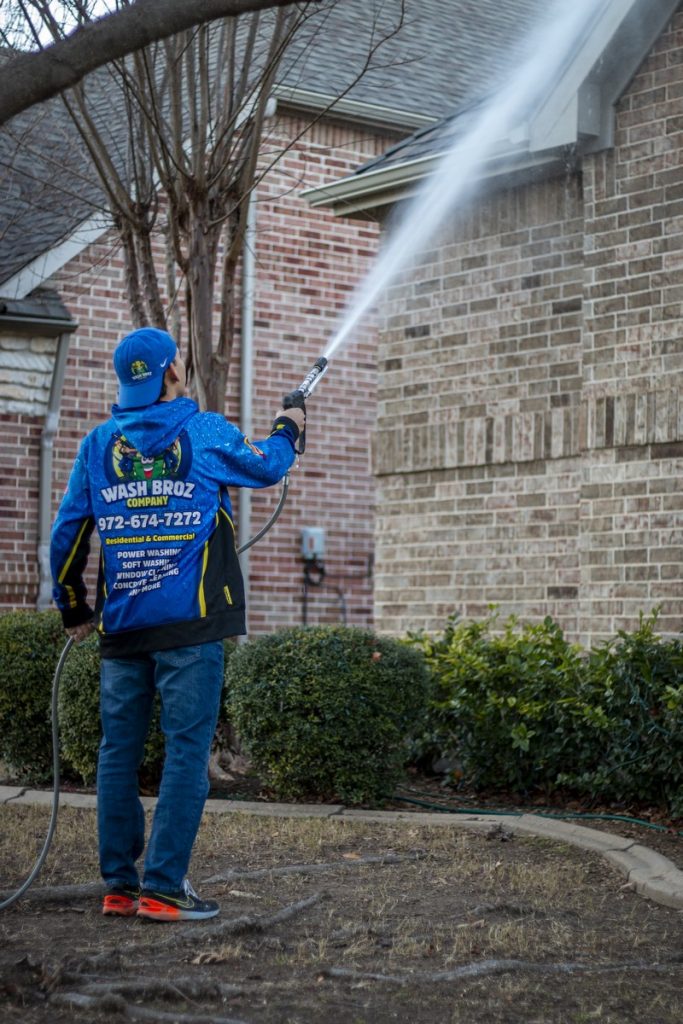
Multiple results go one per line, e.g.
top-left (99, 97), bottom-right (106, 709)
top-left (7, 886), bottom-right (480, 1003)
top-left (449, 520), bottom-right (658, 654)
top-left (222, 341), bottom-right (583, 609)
top-left (291, 356), bottom-right (329, 401)
top-left (282, 356), bottom-right (328, 455)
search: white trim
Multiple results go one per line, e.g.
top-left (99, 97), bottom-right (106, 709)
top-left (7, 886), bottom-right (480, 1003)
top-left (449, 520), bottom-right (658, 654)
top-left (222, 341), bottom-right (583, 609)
top-left (2, 212), bottom-right (112, 300)
top-left (302, 151), bottom-right (450, 207)
top-left (302, 139), bottom-right (544, 213)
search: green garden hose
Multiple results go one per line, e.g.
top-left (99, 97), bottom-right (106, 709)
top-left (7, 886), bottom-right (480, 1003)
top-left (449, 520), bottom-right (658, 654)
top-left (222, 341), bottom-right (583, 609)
top-left (391, 792), bottom-right (683, 837)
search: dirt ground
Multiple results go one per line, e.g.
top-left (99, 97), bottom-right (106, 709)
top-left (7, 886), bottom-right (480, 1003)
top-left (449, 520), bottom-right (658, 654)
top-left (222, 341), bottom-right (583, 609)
top-left (1, 803), bottom-right (682, 1024)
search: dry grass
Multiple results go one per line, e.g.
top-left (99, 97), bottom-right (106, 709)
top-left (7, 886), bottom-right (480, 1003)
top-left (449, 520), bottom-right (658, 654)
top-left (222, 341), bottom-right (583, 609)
top-left (1, 804), bottom-right (682, 1024)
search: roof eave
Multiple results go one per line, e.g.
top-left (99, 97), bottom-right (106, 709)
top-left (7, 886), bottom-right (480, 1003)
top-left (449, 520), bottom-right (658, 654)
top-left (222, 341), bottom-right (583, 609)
top-left (0, 292), bottom-right (78, 336)
top-left (304, 0), bottom-right (682, 219)
top-left (302, 144), bottom-right (572, 217)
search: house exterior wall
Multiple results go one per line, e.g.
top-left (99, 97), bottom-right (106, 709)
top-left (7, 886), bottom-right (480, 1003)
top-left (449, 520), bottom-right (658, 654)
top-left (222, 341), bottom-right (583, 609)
top-left (372, 12), bottom-right (683, 644)
top-left (0, 332), bottom-right (57, 607)
top-left (0, 114), bottom-right (388, 632)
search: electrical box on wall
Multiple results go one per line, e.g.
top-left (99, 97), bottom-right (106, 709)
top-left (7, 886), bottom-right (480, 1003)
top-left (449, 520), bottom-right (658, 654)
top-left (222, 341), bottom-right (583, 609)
top-left (301, 527), bottom-right (325, 562)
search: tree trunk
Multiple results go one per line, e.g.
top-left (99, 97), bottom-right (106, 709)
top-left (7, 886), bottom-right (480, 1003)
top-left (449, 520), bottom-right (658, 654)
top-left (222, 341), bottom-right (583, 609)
top-left (187, 207), bottom-right (219, 411)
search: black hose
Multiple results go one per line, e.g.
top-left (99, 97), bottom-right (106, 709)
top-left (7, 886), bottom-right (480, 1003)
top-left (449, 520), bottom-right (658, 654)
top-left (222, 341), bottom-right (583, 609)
top-left (237, 473), bottom-right (289, 554)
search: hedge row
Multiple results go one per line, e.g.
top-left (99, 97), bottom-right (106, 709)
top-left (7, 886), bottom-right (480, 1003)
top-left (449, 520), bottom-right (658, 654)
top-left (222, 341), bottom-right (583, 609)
top-left (227, 625), bottom-right (429, 804)
top-left (0, 614), bottom-right (428, 804)
top-left (0, 612), bottom-right (166, 785)
top-left (1, 609), bottom-right (681, 813)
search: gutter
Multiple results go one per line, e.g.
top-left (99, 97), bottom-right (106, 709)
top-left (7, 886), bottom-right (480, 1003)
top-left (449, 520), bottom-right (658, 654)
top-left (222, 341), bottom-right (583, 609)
top-left (270, 85), bottom-right (436, 132)
top-left (302, 143), bottom-right (570, 217)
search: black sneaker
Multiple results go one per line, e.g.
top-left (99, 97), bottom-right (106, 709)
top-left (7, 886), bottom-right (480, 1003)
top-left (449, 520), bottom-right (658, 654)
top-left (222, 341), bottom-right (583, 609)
top-left (102, 885), bottom-right (140, 917)
top-left (137, 879), bottom-right (219, 922)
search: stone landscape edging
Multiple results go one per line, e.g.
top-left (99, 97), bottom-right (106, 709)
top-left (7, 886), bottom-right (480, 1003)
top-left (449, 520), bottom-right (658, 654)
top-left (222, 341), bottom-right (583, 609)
top-left (2, 786), bottom-right (682, 910)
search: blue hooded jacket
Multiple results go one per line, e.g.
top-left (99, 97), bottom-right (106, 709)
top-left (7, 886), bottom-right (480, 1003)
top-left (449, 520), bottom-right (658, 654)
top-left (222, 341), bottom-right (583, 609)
top-left (50, 397), bottom-right (298, 656)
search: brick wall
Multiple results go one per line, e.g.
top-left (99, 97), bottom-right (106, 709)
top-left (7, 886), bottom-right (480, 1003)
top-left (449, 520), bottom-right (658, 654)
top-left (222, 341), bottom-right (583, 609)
top-left (373, 12), bottom-right (683, 644)
top-left (0, 331), bottom-right (60, 608)
top-left (578, 10), bottom-right (683, 638)
top-left (0, 413), bottom-right (42, 607)
top-left (0, 114), bottom-right (391, 631)
top-left (374, 179), bottom-right (585, 636)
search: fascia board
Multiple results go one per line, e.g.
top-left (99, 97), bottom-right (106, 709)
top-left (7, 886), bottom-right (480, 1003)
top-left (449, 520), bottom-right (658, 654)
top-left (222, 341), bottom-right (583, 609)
top-left (528, 0), bottom-right (637, 152)
top-left (0, 313), bottom-right (78, 337)
top-left (302, 152), bottom-right (445, 209)
top-left (2, 212), bottom-right (112, 301)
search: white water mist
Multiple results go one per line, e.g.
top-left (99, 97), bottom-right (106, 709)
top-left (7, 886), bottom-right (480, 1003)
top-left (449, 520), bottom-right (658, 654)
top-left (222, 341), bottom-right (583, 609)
top-left (323, 0), bottom-right (604, 361)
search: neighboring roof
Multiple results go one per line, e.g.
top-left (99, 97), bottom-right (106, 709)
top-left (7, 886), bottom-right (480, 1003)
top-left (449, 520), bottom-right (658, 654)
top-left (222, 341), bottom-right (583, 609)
top-left (304, 0), bottom-right (683, 216)
top-left (0, 289), bottom-right (78, 336)
top-left (0, 93), bottom-right (106, 288)
top-left (0, 0), bottom-right (545, 297)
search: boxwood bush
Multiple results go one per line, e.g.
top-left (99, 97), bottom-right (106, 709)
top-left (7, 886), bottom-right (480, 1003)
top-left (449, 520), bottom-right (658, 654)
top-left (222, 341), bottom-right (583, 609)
top-left (57, 634), bottom-right (165, 786)
top-left (0, 610), bottom-right (65, 783)
top-left (226, 625), bottom-right (430, 804)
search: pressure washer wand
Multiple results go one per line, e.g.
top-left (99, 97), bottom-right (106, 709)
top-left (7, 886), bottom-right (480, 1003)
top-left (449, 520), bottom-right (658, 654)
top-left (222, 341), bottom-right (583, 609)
top-left (282, 356), bottom-right (328, 454)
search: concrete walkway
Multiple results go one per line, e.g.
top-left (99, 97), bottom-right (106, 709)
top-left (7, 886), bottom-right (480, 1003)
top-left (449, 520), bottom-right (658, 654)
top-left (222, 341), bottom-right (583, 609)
top-left (2, 785), bottom-right (682, 911)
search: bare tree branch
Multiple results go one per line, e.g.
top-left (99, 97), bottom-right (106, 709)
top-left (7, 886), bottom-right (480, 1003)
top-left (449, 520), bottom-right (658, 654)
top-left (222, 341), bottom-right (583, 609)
top-left (51, 991), bottom-right (249, 1024)
top-left (322, 959), bottom-right (683, 985)
top-left (0, 0), bottom-right (327, 125)
top-left (3, 0), bottom-right (407, 409)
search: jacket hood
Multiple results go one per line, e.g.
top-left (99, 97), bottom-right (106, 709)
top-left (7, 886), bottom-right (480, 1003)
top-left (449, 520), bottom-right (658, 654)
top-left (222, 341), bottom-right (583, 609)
top-left (111, 396), bottom-right (198, 455)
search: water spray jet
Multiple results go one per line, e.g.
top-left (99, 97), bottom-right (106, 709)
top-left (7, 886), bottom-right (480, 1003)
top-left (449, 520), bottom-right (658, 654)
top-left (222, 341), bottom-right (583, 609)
top-left (322, 0), bottom-right (603, 364)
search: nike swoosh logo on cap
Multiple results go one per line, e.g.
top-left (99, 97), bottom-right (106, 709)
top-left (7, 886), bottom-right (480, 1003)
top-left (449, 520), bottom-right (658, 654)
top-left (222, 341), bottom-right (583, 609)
top-left (160, 358), bottom-right (169, 368)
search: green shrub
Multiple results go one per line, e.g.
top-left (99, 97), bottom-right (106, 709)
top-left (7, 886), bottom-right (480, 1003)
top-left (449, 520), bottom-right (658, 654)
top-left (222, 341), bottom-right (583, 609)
top-left (0, 610), bottom-right (65, 783)
top-left (226, 625), bottom-right (430, 804)
top-left (407, 609), bottom-right (683, 816)
top-left (559, 612), bottom-right (683, 816)
top-left (407, 611), bottom-right (604, 794)
top-left (58, 634), bottom-right (165, 785)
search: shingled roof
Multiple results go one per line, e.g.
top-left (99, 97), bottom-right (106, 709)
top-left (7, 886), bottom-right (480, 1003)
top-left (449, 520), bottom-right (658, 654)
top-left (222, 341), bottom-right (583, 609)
top-left (273, 0), bottom-right (544, 118)
top-left (0, 0), bottom-right (545, 294)
top-left (304, 0), bottom-right (683, 216)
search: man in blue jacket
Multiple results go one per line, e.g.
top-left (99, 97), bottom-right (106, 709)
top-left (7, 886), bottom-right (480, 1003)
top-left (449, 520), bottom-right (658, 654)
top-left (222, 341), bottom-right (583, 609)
top-left (51, 326), bottom-right (304, 922)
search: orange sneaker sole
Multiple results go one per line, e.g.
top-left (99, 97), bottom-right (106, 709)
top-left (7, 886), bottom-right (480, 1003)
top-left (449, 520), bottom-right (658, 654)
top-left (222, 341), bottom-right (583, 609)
top-left (137, 897), bottom-right (182, 921)
top-left (102, 894), bottom-right (138, 917)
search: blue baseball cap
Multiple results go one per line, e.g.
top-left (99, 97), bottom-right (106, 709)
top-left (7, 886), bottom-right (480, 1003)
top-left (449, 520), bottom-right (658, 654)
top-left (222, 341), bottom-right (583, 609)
top-left (113, 328), bottom-right (178, 408)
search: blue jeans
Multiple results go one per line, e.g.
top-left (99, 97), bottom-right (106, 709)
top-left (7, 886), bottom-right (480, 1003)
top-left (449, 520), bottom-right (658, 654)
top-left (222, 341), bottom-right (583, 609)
top-left (97, 642), bottom-right (224, 893)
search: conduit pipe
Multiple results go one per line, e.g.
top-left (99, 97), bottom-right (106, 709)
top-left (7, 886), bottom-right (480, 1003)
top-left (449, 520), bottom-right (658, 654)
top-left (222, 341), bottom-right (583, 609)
top-left (237, 190), bottom-right (257, 630)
